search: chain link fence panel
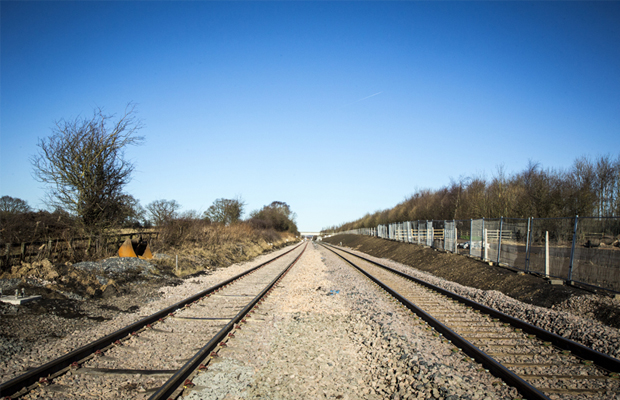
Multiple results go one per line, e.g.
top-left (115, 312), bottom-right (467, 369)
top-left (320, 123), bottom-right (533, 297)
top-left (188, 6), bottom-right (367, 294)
top-left (470, 219), bottom-right (484, 259)
top-left (334, 215), bottom-right (619, 293)
top-left (527, 218), bottom-right (575, 279)
top-left (484, 219), bottom-right (501, 263)
top-left (444, 221), bottom-right (457, 253)
top-left (572, 217), bottom-right (620, 291)
top-left (456, 220), bottom-right (471, 255)
top-left (499, 218), bottom-right (529, 269)
top-left (432, 220), bottom-right (444, 249)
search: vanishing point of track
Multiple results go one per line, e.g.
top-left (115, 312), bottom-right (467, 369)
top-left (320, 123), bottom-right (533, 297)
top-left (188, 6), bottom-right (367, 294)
top-left (0, 242), bottom-right (307, 399)
top-left (3, 240), bottom-right (619, 400)
top-left (321, 243), bottom-right (620, 400)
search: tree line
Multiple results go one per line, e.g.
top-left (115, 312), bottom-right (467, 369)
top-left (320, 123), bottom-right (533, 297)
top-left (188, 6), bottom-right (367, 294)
top-left (1, 105), bottom-right (298, 245)
top-left (328, 156), bottom-right (620, 232)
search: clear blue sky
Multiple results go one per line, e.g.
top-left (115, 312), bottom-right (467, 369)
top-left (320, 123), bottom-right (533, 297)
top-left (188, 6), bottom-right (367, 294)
top-left (1, 1), bottom-right (619, 231)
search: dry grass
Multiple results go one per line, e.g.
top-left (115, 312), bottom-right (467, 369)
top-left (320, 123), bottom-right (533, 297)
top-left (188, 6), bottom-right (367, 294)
top-left (150, 220), bottom-right (298, 277)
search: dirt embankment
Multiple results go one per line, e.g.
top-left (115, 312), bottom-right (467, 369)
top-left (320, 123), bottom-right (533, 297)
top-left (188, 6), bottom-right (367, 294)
top-left (0, 235), bottom-right (300, 349)
top-left (323, 234), bottom-right (620, 329)
top-left (1, 234), bottom-right (298, 301)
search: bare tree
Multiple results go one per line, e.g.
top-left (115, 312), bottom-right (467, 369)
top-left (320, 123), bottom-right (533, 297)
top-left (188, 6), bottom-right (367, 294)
top-left (568, 157), bottom-right (597, 217)
top-left (116, 194), bottom-right (147, 228)
top-left (31, 104), bottom-right (144, 229)
top-left (179, 209), bottom-right (202, 221)
top-left (146, 199), bottom-right (181, 226)
top-left (0, 196), bottom-right (32, 216)
top-left (203, 197), bottom-right (245, 225)
top-left (595, 154), bottom-right (616, 217)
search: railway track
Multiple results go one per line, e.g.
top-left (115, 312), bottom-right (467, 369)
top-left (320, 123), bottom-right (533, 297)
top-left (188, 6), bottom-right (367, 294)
top-left (321, 243), bottom-right (620, 400)
top-left (0, 242), bottom-right (306, 400)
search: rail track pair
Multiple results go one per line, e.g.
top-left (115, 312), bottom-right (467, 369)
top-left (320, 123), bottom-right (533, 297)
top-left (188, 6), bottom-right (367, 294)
top-left (0, 242), bottom-right (307, 399)
top-left (2, 241), bottom-right (619, 399)
top-left (320, 243), bottom-right (620, 400)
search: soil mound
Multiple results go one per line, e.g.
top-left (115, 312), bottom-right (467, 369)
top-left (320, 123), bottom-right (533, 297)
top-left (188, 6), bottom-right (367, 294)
top-left (323, 234), bottom-right (620, 329)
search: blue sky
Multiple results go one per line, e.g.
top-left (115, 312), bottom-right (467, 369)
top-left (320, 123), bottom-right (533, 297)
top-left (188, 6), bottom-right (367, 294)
top-left (1, 1), bottom-right (619, 231)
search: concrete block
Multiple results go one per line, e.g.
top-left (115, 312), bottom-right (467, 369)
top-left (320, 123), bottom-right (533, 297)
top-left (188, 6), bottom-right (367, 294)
top-left (0, 295), bottom-right (42, 305)
top-left (549, 279), bottom-right (564, 286)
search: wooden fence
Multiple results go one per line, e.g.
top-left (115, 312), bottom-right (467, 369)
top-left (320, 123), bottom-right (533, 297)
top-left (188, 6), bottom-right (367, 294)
top-left (1, 231), bottom-right (159, 270)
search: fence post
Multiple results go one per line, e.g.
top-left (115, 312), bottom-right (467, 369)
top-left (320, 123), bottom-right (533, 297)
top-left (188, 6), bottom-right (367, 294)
top-left (525, 217), bottom-right (531, 272)
top-left (444, 220), bottom-right (448, 251)
top-left (469, 219), bottom-right (473, 257)
top-left (497, 217), bottom-right (503, 264)
top-left (417, 221), bottom-right (421, 245)
top-left (568, 215), bottom-right (579, 282)
top-left (406, 221), bottom-right (410, 243)
top-left (442, 220), bottom-right (446, 251)
top-left (455, 228), bottom-right (458, 253)
top-left (482, 218), bottom-right (486, 260)
top-left (545, 231), bottom-right (550, 277)
top-left (482, 229), bottom-right (489, 261)
top-left (426, 220), bottom-right (430, 247)
top-left (20, 242), bottom-right (26, 262)
top-left (453, 219), bottom-right (457, 253)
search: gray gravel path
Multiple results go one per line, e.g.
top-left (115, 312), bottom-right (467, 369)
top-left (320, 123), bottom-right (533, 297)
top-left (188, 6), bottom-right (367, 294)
top-left (185, 243), bottom-right (520, 399)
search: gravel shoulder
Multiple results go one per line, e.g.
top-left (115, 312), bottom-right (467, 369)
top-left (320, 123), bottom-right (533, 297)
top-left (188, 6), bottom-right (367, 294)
top-left (0, 245), bottom-right (298, 383)
top-left (323, 234), bottom-right (620, 330)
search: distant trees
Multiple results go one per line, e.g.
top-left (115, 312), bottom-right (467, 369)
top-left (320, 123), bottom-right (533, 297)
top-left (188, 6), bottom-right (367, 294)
top-left (31, 104), bottom-right (144, 230)
top-left (146, 199), bottom-right (181, 226)
top-left (0, 208), bottom-right (79, 244)
top-left (0, 193), bottom-right (149, 243)
top-left (249, 201), bottom-right (298, 234)
top-left (0, 196), bottom-right (31, 217)
top-left (117, 194), bottom-right (148, 228)
top-left (335, 154), bottom-right (620, 231)
top-left (203, 198), bottom-right (245, 225)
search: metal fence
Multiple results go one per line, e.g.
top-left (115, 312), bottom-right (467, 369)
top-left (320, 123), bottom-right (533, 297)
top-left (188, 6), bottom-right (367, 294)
top-left (338, 216), bottom-right (620, 293)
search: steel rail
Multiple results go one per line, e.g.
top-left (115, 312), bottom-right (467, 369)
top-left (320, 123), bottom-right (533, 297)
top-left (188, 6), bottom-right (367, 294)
top-left (323, 243), bottom-right (620, 373)
top-left (148, 242), bottom-right (308, 400)
top-left (321, 243), bottom-right (551, 400)
top-left (0, 242), bottom-right (303, 399)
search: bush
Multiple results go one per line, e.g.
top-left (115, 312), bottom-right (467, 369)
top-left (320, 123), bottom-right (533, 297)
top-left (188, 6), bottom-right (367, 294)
top-left (249, 201), bottom-right (298, 234)
top-left (0, 209), bottom-right (81, 244)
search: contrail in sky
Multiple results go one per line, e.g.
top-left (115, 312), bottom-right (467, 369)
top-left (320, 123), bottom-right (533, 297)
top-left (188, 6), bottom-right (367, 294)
top-left (345, 91), bottom-right (383, 106)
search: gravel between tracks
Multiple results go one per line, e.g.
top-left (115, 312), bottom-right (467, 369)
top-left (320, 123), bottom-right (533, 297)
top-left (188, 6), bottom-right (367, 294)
top-left (185, 243), bottom-right (520, 400)
top-left (340, 246), bottom-right (620, 361)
